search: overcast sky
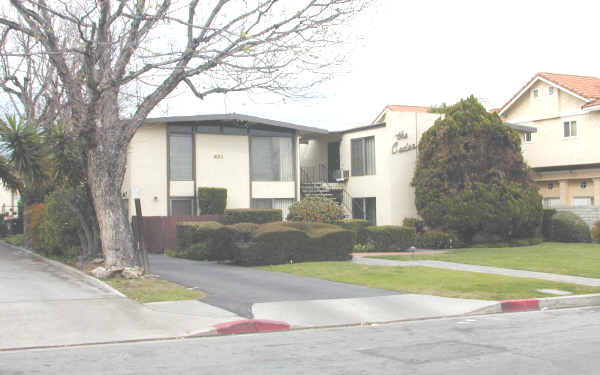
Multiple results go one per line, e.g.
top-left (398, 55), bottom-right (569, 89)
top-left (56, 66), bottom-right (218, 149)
top-left (152, 0), bottom-right (600, 131)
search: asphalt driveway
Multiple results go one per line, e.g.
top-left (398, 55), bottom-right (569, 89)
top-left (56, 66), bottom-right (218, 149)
top-left (149, 254), bottom-right (400, 318)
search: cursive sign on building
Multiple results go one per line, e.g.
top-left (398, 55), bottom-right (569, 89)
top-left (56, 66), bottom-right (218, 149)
top-left (391, 130), bottom-right (416, 154)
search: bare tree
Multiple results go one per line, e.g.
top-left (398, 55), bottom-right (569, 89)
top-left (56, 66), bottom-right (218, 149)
top-left (0, 0), bottom-right (369, 269)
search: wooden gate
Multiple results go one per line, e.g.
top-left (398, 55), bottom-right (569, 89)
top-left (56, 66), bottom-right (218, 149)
top-left (134, 215), bottom-right (220, 253)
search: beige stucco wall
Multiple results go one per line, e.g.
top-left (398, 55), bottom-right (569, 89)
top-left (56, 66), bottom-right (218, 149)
top-left (126, 123), bottom-right (168, 216)
top-left (196, 133), bottom-right (250, 209)
top-left (252, 181), bottom-right (295, 199)
top-left (169, 181), bottom-right (195, 197)
top-left (337, 110), bottom-right (441, 225)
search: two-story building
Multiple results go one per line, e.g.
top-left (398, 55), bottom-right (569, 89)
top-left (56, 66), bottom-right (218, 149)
top-left (499, 72), bottom-right (600, 225)
top-left (122, 114), bottom-right (327, 220)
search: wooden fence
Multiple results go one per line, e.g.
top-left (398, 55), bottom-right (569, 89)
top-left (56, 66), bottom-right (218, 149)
top-left (134, 215), bottom-right (220, 253)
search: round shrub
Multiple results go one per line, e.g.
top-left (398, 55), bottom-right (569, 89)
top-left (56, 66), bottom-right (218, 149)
top-left (287, 196), bottom-right (345, 223)
top-left (592, 220), bottom-right (600, 243)
top-left (550, 211), bottom-right (591, 242)
top-left (413, 96), bottom-right (543, 242)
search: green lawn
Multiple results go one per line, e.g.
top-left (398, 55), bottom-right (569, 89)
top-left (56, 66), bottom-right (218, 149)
top-left (106, 277), bottom-right (206, 303)
top-left (378, 242), bottom-right (600, 278)
top-left (260, 262), bottom-right (600, 301)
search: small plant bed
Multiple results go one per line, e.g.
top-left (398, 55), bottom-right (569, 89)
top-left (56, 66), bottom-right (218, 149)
top-left (260, 262), bottom-right (600, 301)
top-left (375, 242), bottom-right (600, 278)
top-left (105, 277), bottom-right (206, 303)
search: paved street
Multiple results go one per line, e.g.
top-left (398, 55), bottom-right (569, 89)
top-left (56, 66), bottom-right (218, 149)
top-left (3, 306), bottom-right (600, 374)
top-left (149, 254), bottom-right (400, 317)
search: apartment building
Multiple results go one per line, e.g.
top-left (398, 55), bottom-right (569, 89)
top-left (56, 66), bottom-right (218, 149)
top-left (498, 72), bottom-right (600, 224)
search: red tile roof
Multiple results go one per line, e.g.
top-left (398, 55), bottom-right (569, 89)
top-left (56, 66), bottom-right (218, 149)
top-left (500, 72), bottom-right (600, 114)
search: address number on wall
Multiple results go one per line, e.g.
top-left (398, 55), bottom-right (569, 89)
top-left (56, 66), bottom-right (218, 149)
top-left (213, 154), bottom-right (224, 159)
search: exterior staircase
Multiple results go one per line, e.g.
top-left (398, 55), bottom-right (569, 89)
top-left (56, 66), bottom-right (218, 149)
top-left (300, 164), bottom-right (351, 217)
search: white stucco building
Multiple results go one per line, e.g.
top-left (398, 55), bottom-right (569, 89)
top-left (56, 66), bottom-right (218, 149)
top-left (122, 114), bottom-right (327, 219)
top-left (299, 105), bottom-right (441, 225)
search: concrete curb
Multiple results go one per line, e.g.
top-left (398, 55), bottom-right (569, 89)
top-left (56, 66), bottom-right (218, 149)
top-left (470, 293), bottom-right (600, 315)
top-left (0, 239), bottom-right (126, 298)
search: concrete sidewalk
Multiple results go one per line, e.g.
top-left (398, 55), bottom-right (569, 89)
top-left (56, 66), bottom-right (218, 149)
top-left (0, 243), bottom-right (240, 350)
top-left (353, 257), bottom-right (600, 287)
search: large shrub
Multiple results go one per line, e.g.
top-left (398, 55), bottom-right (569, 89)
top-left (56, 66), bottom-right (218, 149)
top-left (365, 225), bottom-right (416, 251)
top-left (223, 209), bottom-right (282, 224)
top-left (338, 218), bottom-right (370, 244)
top-left (592, 220), bottom-right (600, 243)
top-left (403, 218), bottom-right (425, 234)
top-left (413, 96), bottom-right (543, 243)
top-left (416, 230), bottom-right (462, 249)
top-left (197, 187), bottom-right (227, 215)
top-left (550, 211), bottom-right (591, 242)
top-left (286, 196), bottom-right (345, 223)
top-left (285, 222), bottom-right (353, 262)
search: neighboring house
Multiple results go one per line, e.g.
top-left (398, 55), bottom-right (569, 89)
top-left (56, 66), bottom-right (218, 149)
top-left (0, 186), bottom-right (19, 216)
top-left (299, 105), bottom-right (441, 226)
top-left (499, 72), bottom-right (600, 225)
top-left (122, 114), bottom-right (327, 220)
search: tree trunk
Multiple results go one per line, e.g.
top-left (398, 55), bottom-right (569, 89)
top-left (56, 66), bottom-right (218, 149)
top-left (88, 143), bottom-right (138, 269)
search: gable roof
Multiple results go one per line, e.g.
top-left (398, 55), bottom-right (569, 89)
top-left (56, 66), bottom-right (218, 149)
top-left (499, 72), bottom-right (600, 116)
top-left (372, 104), bottom-right (430, 123)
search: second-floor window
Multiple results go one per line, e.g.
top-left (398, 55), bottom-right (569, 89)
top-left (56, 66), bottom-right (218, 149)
top-left (351, 136), bottom-right (376, 176)
top-left (563, 121), bottom-right (577, 138)
top-left (250, 136), bottom-right (294, 181)
top-left (524, 132), bottom-right (532, 143)
top-left (169, 133), bottom-right (193, 181)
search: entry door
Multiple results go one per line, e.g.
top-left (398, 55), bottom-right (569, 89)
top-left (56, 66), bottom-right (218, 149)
top-left (328, 141), bottom-right (341, 182)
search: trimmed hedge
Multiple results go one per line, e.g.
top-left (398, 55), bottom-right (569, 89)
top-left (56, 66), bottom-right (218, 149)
top-left (550, 211), bottom-right (591, 242)
top-left (338, 218), bottom-right (370, 245)
top-left (365, 225), bottom-right (416, 251)
top-left (403, 218), bottom-right (425, 234)
top-left (197, 187), bottom-right (227, 215)
top-left (542, 209), bottom-right (556, 240)
top-left (286, 222), bottom-right (353, 262)
top-left (416, 230), bottom-right (462, 249)
top-left (223, 209), bottom-right (282, 224)
top-left (175, 221), bottom-right (232, 260)
top-left (234, 222), bottom-right (307, 266)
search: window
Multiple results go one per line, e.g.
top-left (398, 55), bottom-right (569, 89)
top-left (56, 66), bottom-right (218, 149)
top-left (533, 88), bottom-right (539, 98)
top-left (580, 181), bottom-right (588, 189)
top-left (169, 133), bottom-right (193, 180)
top-left (352, 197), bottom-right (376, 225)
top-left (251, 198), bottom-right (294, 219)
top-left (563, 121), bottom-right (577, 138)
top-left (542, 198), bottom-right (560, 209)
top-left (547, 183), bottom-right (554, 190)
top-left (170, 198), bottom-right (194, 216)
top-left (250, 136), bottom-right (294, 181)
top-left (351, 136), bottom-right (376, 176)
top-left (548, 86), bottom-right (554, 95)
top-left (572, 197), bottom-right (593, 206)
top-left (524, 132), bottom-right (532, 142)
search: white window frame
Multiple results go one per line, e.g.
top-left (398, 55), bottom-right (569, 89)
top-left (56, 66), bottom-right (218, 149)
top-left (523, 132), bottom-right (533, 143)
top-left (562, 120), bottom-right (578, 139)
top-left (532, 88), bottom-right (539, 98)
top-left (542, 197), bottom-right (560, 209)
top-left (548, 86), bottom-right (554, 95)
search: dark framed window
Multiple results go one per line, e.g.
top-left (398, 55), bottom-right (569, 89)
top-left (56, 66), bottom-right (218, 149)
top-left (351, 136), bottom-right (376, 176)
top-left (251, 198), bottom-right (294, 219)
top-left (352, 197), bottom-right (376, 225)
top-left (250, 136), bottom-right (294, 181)
top-left (169, 198), bottom-right (195, 216)
top-left (169, 133), bottom-right (193, 181)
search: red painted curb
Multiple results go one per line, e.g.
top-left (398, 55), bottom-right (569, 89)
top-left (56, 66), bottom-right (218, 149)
top-left (500, 299), bottom-right (540, 313)
top-left (213, 319), bottom-right (290, 335)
